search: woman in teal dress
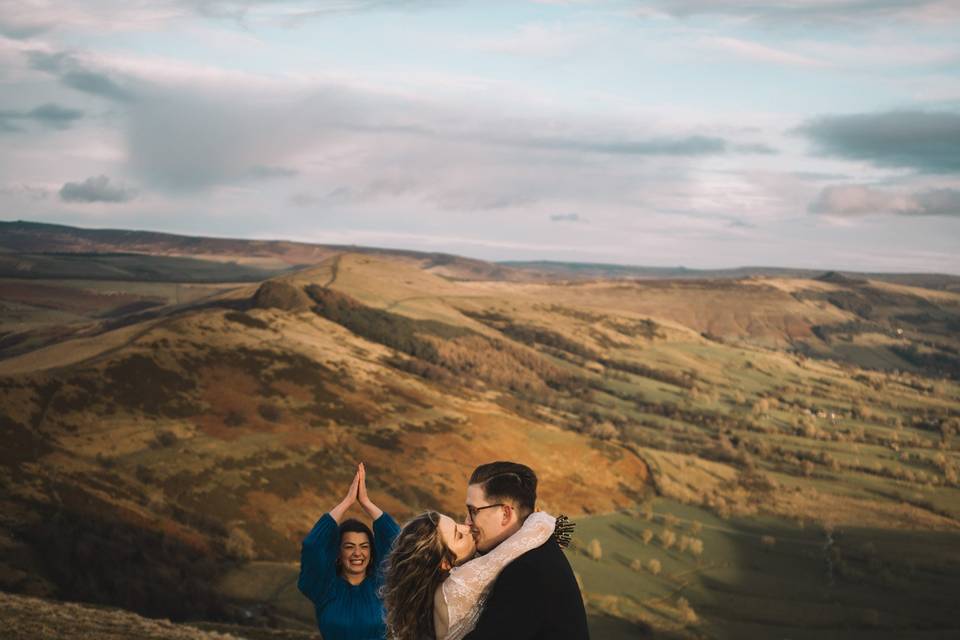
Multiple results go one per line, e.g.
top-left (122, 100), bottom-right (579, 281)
top-left (298, 462), bottom-right (400, 640)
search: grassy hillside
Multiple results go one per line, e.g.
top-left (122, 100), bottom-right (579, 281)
top-left (1, 250), bottom-right (958, 637)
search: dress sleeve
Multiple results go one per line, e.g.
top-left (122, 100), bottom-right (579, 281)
top-left (441, 512), bottom-right (555, 636)
top-left (297, 513), bottom-right (339, 606)
top-left (372, 511), bottom-right (401, 580)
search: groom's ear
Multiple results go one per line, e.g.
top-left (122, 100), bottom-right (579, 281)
top-left (501, 503), bottom-right (514, 526)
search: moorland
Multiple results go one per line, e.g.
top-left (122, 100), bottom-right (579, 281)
top-left (1, 220), bottom-right (959, 639)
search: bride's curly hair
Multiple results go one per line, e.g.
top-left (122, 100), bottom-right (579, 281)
top-left (381, 511), bottom-right (456, 640)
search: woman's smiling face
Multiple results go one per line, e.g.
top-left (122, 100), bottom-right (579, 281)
top-left (339, 531), bottom-right (371, 579)
top-left (437, 514), bottom-right (476, 565)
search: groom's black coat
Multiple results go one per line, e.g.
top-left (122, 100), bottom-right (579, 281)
top-left (462, 536), bottom-right (589, 640)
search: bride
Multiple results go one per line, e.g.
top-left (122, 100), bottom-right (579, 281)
top-left (380, 510), bottom-right (556, 640)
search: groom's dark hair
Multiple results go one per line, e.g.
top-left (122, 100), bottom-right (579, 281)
top-left (469, 461), bottom-right (537, 517)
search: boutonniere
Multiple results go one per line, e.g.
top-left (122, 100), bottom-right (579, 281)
top-left (553, 515), bottom-right (575, 549)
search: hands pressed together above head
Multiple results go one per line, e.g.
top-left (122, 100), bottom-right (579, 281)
top-left (357, 461), bottom-right (383, 520)
top-left (330, 462), bottom-right (383, 523)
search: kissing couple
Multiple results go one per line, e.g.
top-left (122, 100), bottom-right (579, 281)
top-left (297, 460), bottom-right (589, 640)
top-left (381, 460), bottom-right (589, 640)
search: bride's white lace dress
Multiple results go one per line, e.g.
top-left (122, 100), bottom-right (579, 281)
top-left (434, 512), bottom-right (555, 640)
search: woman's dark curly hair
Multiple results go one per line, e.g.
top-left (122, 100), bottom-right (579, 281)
top-left (381, 512), bottom-right (456, 640)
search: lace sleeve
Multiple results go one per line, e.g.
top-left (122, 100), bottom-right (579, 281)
top-left (439, 512), bottom-right (555, 640)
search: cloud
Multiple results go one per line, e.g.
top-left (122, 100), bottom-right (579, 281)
top-left (809, 184), bottom-right (960, 217)
top-left (341, 121), bottom-right (756, 158)
top-left (462, 22), bottom-right (604, 57)
top-left (4, 37), bottom-right (782, 228)
top-left (59, 175), bottom-right (138, 203)
top-left (180, 0), bottom-right (442, 24)
top-left (525, 134), bottom-right (729, 156)
top-left (9, 35), bottom-right (778, 200)
top-left (123, 83), bottom-right (348, 191)
top-left (0, 2), bottom-right (189, 37)
top-left (427, 189), bottom-right (536, 212)
top-left (101, 59), bottom-right (764, 194)
top-left (0, 19), bottom-right (49, 39)
top-left (0, 103), bottom-right (84, 132)
top-left (0, 184), bottom-right (51, 200)
top-left (913, 188), bottom-right (960, 216)
top-left (549, 212), bottom-right (584, 222)
top-left (702, 36), bottom-right (826, 67)
top-left (650, 0), bottom-right (960, 24)
top-left (2, 0), bottom-right (435, 36)
top-left (28, 103), bottom-right (85, 127)
top-left (26, 50), bottom-right (136, 102)
top-left (797, 40), bottom-right (960, 70)
top-left (734, 143), bottom-right (777, 154)
top-left (289, 192), bottom-right (320, 207)
top-left (796, 110), bottom-right (960, 174)
top-left (248, 165), bottom-right (299, 179)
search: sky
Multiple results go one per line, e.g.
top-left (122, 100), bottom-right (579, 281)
top-left (1, 0), bottom-right (959, 273)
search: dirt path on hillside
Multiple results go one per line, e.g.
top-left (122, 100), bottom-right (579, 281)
top-left (321, 255), bottom-right (341, 288)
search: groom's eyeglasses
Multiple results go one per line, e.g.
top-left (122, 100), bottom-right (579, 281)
top-left (466, 503), bottom-right (506, 520)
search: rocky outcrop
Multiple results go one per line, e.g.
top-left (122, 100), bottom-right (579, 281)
top-left (251, 281), bottom-right (312, 312)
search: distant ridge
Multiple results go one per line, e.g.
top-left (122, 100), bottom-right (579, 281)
top-left (3, 220), bottom-right (959, 290)
top-left (0, 220), bottom-right (524, 282)
top-left (501, 260), bottom-right (960, 291)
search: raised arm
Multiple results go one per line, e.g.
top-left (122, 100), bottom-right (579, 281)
top-left (297, 513), bottom-right (340, 605)
top-left (297, 466), bottom-right (359, 604)
top-left (372, 510), bottom-right (401, 580)
top-left (440, 512), bottom-right (555, 634)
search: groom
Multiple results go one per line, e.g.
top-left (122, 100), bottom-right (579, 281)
top-left (462, 461), bottom-right (589, 640)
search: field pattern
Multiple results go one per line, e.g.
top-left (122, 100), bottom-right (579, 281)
top-left (1, 235), bottom-right (959, 638)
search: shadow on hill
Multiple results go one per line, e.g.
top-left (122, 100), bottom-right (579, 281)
top-left (587, 613), bottom-right (657, 638)
top-left (0, 251), bottom-right (291, 283)
top-left (100, 295), bottom-right (251, 332)
top-left (571, 507), bottom-right (960, 639)
top-left (3, 485), bottom-right (248, 626)
top-left (693, 516), bottom-right (960, 639)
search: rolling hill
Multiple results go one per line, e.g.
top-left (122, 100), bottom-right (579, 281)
top-left (1, 224), bottom-right (959, 638)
